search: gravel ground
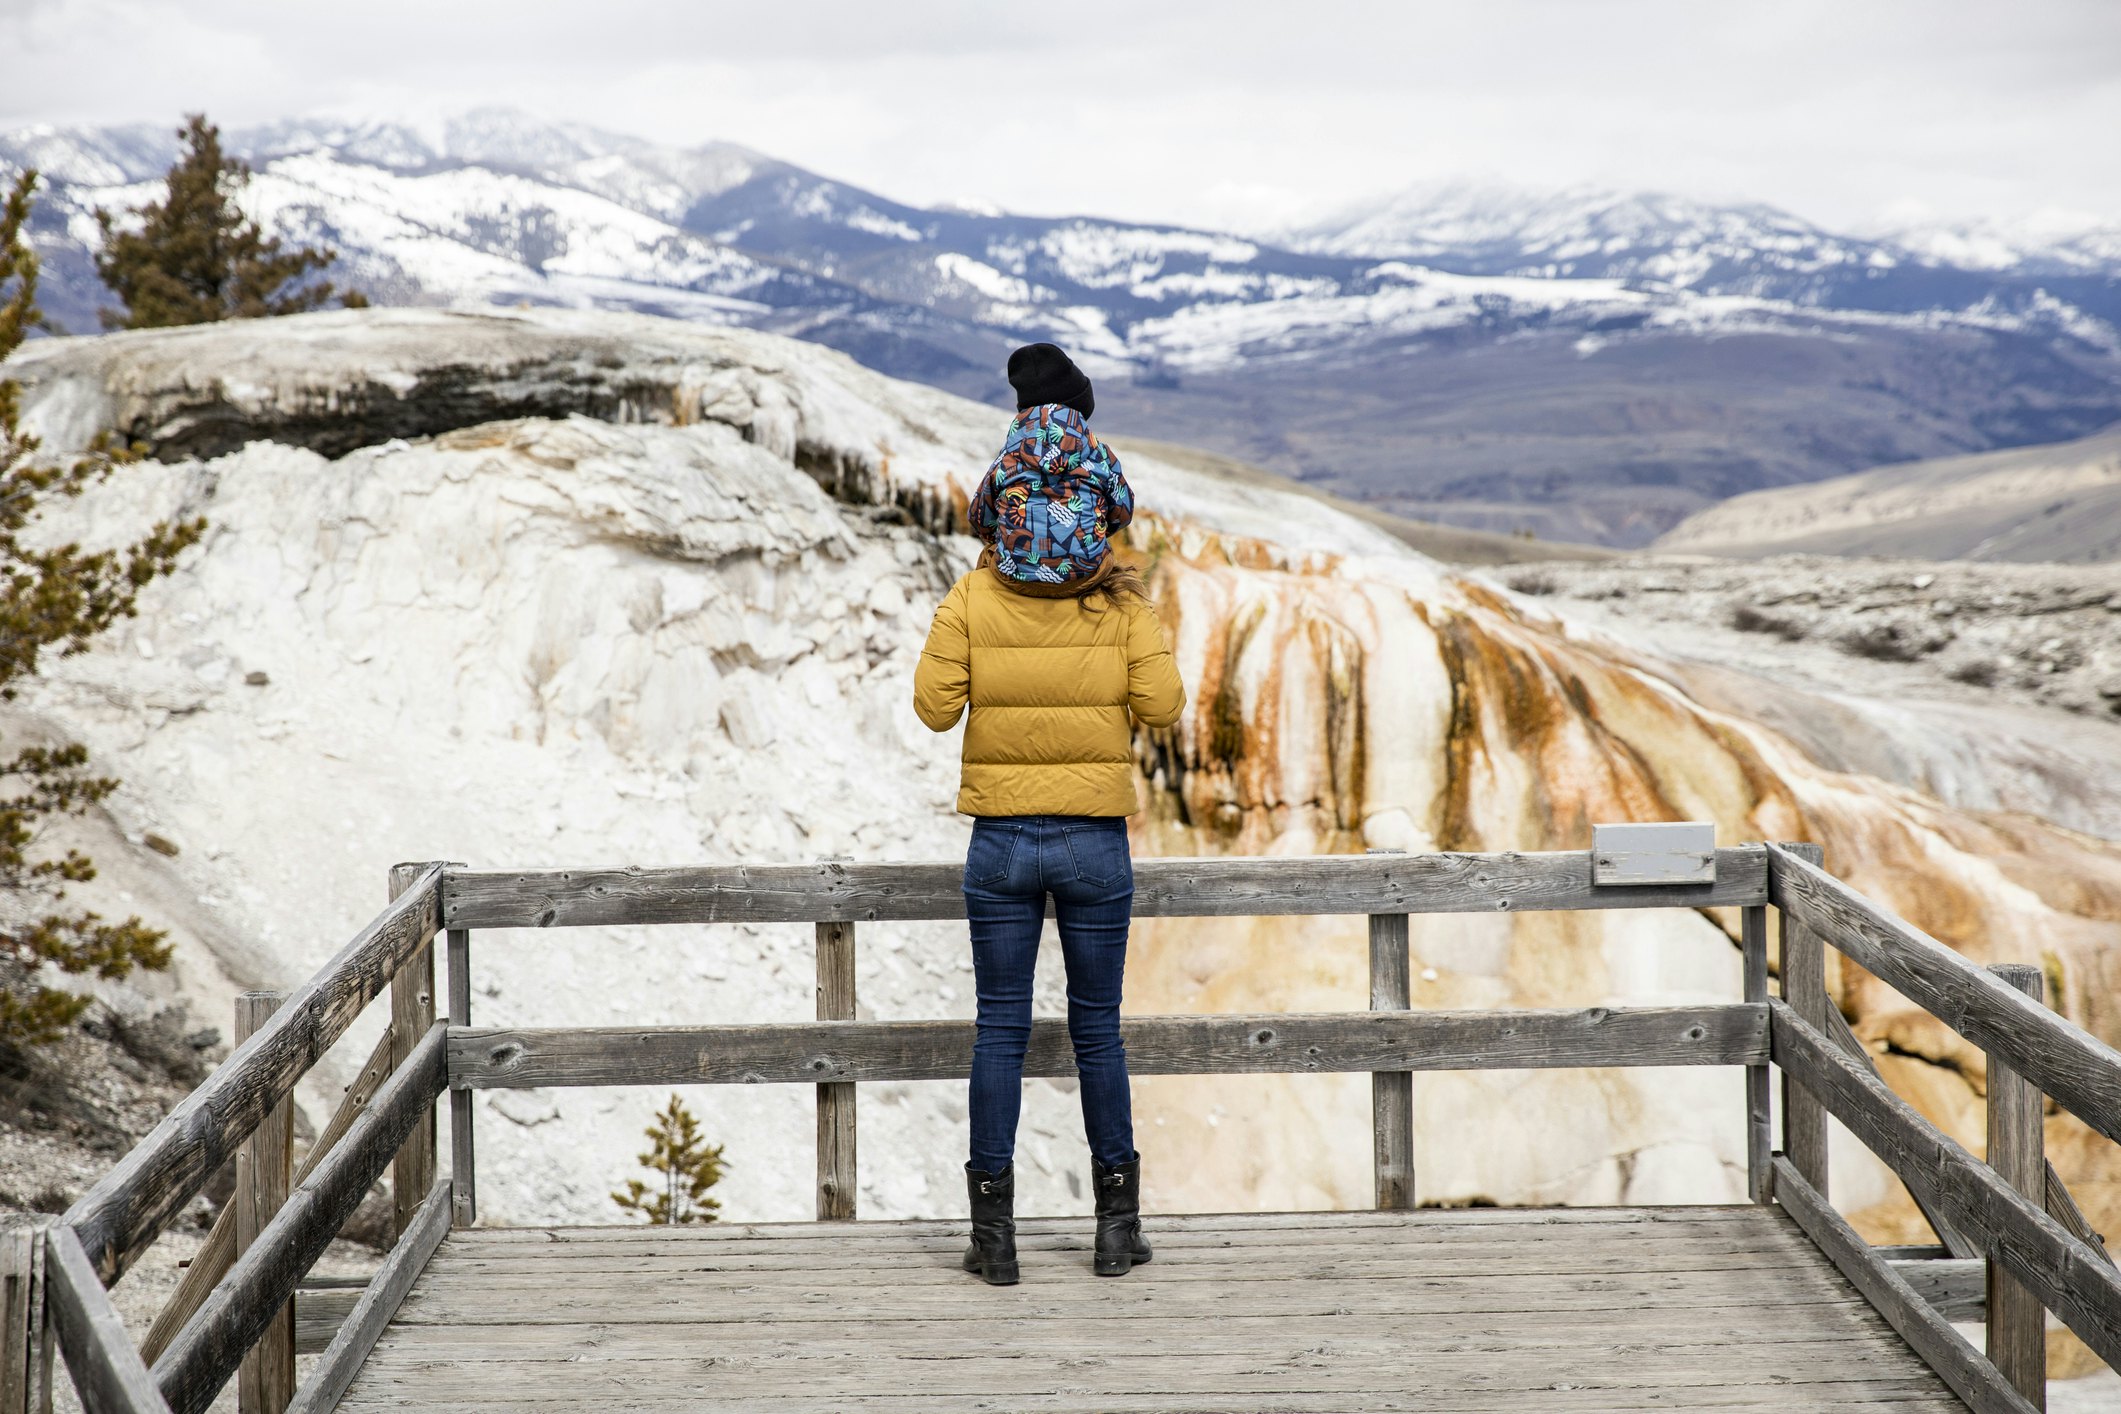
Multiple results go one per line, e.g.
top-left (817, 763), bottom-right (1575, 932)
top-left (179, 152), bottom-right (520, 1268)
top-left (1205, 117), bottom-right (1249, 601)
top-left (1496, 555), bottom-right (2121, 720)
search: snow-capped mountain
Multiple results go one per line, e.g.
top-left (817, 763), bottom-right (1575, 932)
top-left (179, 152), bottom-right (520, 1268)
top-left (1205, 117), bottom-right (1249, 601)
top-left (1873, 210), bottom-right (2121, 277)
top-left (7, 109), bottom-right (2121, 546)
top-left (1280, 179), bottom-right (2121, 313)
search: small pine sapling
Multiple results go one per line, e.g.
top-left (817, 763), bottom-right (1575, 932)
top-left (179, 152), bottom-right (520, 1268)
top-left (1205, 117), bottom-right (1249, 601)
top-left (0, 169), bottom-right (204, 1045)
top-left (612, 1092), bottom-right (727, 1225)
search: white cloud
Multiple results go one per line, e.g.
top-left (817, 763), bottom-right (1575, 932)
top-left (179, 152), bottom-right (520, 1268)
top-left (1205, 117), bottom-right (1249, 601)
top-left (4, 0), bottom-right (2119, 231)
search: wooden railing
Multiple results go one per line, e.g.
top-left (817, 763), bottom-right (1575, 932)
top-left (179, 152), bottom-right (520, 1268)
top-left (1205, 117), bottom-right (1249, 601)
top-left (5, 841), bottom-right (2118, 1414)
top-left (1, 865), bottom-right (448, 1414)
top-left (440, 845), bottom-right (1782, 1222)
top-left (1765, 844), bottom-right (2121, 1414)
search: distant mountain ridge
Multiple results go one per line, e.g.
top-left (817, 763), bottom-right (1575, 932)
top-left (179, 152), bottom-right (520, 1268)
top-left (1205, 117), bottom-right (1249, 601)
top-left (7, 108), bottom-right (2121, 546)
top-left (1655, 424), bottom-right (2121, 564)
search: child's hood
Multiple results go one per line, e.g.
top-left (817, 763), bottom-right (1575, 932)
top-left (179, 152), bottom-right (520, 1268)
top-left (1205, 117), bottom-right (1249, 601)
top-left (999, 403), bottom-right (1101, 477)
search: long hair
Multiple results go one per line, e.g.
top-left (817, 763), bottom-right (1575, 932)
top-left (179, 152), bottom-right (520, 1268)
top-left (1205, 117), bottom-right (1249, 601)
top-left (976, 547), bottom-right (1150, 611)
top-left (1077, 561), bottom-right (1150, 612)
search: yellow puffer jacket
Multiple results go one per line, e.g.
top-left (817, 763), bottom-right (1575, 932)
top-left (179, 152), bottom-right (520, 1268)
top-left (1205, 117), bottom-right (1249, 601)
top-left (913, 568), bottom-right (1186, 817)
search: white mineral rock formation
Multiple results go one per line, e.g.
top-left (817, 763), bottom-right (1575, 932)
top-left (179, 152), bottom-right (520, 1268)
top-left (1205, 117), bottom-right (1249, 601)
top-left (8, 309), bottom-right (2120, 1252)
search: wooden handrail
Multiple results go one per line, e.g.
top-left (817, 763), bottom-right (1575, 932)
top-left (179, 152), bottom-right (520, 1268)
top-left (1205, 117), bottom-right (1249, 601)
top-left (1768, 843), bottom-right (2121, 1151)
top-left (64, 866), bottom-right (443, 1286)
top-left (140, 1020), bottom-right (402, 1366)
top-left (441, 846), bottom-right (1777, 929)
top-left (1769, 997), bottom-right (2121, 1371)
top-left (152, 1023), bottom-right (448, 1414)
top-left (43, 1226), bottom-right (171, 1414)
top-left (449, 1005), bottom-right (1766, 1090)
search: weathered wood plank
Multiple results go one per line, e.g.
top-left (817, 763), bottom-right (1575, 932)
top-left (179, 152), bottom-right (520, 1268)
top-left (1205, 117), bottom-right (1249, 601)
top-left (440, 847), bottom-right (1775, 929)
top-left (2048, 1160), bottom-right (2114, 1265)
top-left (387, 1267), bottom-right (1894, 1325)
top-left (1769, 842), bottom-right (2121, 1150)
top-left (1741, 904), bottom-right (1770, 1203)
top-left (407, 1248), bottom-right (1846, 1291)
top-left (336, 1389), bottom-right (1969, 1414)
top-left (445, 928), bottom-right (475, 1229)
top-left (231, 995), bottom-right (293, 1414)
top-left (1773, 1158), bottom-right (2035, 1414)
top-left (365, 1312), bottom-right (1900, 1359)
top-left (1817, 991), bottom-right (1977, 1259)
top-left (152, 1023), bottom-right (449, 1414)
top-left (1985, 963), bottom-right (2047, 1409)
top-left (368, 1302), bottom-right (1891, 1352)
top-left (1771, 998), bottom-right (2121, 1372)
top-left (1367, 894), bottom-right (1414, 1211)
top-left (42, 1226), bottom-right (171, 1414)
top-left (1, 1216), bottom-right (53, 1414)
top-left (285, 1178), bottom-right (448, 1414)
top-left (814, 919), bottom-right (856, 1222)
top-left (335, 1337), bottom-right (1941, 1400)
top-left (143, 1023), bottom-right (398, 1366)
top-left (1781, 903), bottom-right (1830, 1196)
top-left (388, 865), bottom-right (438, 1246)
top-left (1889, 1257), bottom-right (1986, 1322)
top-left (63, 867), bottom-right (443, 1285)
top-left (446, 1225), bottom-right (1818, 1268)
top-left (451, 1004), bottom-right (1765, 1090)
top-left (433, 1227), bottom-right (1825, 1268)
top-left (448, 1203), bottom-right (1781, 1241)
top-left (292, 1291), bottom-right (357, 1358)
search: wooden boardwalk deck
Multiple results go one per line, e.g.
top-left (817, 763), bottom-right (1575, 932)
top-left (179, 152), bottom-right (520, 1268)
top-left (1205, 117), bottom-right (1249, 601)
top-left (337, 1205), bottom-right (1968, 1413)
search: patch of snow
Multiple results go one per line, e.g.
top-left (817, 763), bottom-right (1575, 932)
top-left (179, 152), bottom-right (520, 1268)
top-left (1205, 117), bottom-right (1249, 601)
top-left (934, 252), bottom-right (1045, 305)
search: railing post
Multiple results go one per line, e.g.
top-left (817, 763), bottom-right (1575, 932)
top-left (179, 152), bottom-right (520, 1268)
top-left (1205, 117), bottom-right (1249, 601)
top-left (446, 926), bottom-right (475, 1228)
top-left (1778, 846), bottom-right (1830, 1198)
top-left (1, 1215), bottom-right (55, 1414)
top-left (387, 865), bottom-right (438, 1241)
top-left (816, 918), bottom-right (857, 1221)
top-left (1741, 904), bottom-right (1771, 1203)
top-left (1987, 962), bottom-right (2047, 1409)
top-left (234, 991), bottom-right (294, 1414)
top-left (1368, 849), bottom-right (1415, 1210)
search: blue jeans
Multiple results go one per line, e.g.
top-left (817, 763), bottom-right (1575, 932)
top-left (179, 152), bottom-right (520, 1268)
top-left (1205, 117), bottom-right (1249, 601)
top-left (963, 815), bottom-right (1137, 1172)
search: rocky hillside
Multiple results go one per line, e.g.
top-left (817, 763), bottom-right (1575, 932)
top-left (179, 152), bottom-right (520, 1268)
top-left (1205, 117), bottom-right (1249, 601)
top-left (5, 309), bottom-right (2120, 1261)
top-left (1655, 425), bottom-right (2121, 564)
top-left (1498, 556), bottom-right (2121, 840)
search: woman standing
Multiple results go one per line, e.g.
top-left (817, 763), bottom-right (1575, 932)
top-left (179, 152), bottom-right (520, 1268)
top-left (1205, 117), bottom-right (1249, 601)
top-left (913, 343), bottom-right (1186, 1285)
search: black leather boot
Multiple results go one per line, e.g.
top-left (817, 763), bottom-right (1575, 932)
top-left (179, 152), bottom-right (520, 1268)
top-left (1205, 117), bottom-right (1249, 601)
top-left (963, 1165), bottom-right (1019, 1286)
top-left (1092, 1155), bottom-right (1152, 1276)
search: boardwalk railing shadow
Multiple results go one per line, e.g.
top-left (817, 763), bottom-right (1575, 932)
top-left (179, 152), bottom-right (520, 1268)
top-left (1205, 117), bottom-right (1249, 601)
top-left (4, 843), bottom-right (2118, 1414)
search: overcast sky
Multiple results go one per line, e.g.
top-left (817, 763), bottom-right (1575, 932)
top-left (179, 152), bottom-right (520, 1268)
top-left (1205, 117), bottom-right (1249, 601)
top-left (4, 0), bottom-right (2118, 233)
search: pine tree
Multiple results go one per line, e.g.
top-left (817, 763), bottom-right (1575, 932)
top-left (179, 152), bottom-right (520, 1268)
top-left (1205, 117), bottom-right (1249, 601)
top-left (93, 114), bottom-right (359, 329)
top-left (0, 169), bottom-right (204, 1045)
top-left (612, 1093), bottom-right (727, 1225)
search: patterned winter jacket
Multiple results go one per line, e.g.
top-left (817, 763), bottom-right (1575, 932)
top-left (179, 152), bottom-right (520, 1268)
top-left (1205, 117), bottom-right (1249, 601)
top-left (969, 404), bottom-right (1134, 584)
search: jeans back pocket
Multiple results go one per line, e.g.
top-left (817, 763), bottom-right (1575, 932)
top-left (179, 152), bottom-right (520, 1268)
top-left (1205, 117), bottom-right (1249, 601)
top-left (965, 822), bottom-right (1022, 889)
top-left (1063, 823), bottom-right (1130, 889)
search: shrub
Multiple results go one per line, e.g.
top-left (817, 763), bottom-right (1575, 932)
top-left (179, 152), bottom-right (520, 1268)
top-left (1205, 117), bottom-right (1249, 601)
top-left (0, 170), bottom-right (202, 1045)
top-left (1729, 605), bottom-right (1807, 641)
top-left (612, 1093), bottom-right (727, 1225)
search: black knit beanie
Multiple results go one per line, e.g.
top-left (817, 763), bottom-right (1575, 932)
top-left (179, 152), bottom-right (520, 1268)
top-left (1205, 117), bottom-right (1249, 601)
top-left (1006, 342), bottom-right (1094, 419)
